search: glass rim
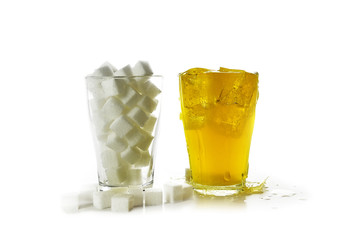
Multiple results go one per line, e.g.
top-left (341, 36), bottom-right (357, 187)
top-left (86, 74), bottom-right (163, 79)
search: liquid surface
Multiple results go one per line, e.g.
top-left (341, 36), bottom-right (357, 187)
top-left (179, 67), bottom-right (259, 188)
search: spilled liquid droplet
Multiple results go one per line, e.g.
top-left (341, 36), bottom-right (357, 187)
top-left (224, 171), bottom-right (231, 181)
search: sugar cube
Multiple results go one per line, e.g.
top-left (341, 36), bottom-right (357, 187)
top-left (100, 148), bottom-right (119, 169)
top-left (185, 168), bottom-right (192, 182)
top-left (93, 191), bottom-right (113, 209)
top-left (134, 150), bottom-right (151, 168)
top-left (126, 168), bottom-right (143, 185)
top-left (144, 188), bottom-right (163, 206)
top-left (132, 61), bottom-right (153, 76)
top-left (103, 97), bottom-right (125, 121)
top-left (182, 184), bottom-right (193, 200)
top-left (114, 64), bottom-right (133, 76)
top-left (137, 96), bottom-right (158, 113)
top-left (138, 80), bottom-right (161, 99)
top-left (101, 78), bottom-right (128, 98)
top-left (92, 62), bottom-right (116, 76)
top-left (110, 115), bottom-right (134, 138)
top-left (106, 132), bottom-right (128, 152)
top-left (105, 166), bottom-right (128, 186)
top-left (111, 193), bottom-right (134, 212)
top-left (143, 115), bottom-right (157, 133)
top-left (164, 183), bottom-right (183, 203)
top-left (125, 127), bottom-right (153, 150)
top-left (127, 106), bottom-right (149, 127)
top-left (136, 133), bottom-right (154, 151)
top-left (128, 187), bottom-right (144, 207)
top-left (89, 98), bottom-right (106, 112)
top-left (119, 87), bottom-right (142, 108)
top-left (121, 146), bottom-right (142, 165)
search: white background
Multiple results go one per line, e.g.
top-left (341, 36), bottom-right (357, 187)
top-left (1, 0), bottom-right (359, 239)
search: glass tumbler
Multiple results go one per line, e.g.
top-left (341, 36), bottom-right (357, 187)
top-left (86, 75), bottom-right (162, 191)
top-left (179, 68), bottom-right (259, 196)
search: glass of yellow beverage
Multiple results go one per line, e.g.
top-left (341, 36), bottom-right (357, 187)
top-left (179, 67), bottom-right (259, 196)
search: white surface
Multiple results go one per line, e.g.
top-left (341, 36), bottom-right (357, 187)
top-left (0, 0), bottom-right (359, 239)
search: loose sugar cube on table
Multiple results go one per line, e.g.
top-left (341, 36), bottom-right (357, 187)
top-left (103, 97), bottom-right (125, 121)
top-left (132, 61), bottom-right (153, 76)
top-left (101, 78), bottom-right (129, 98)
top-left (110, 115), bottom-right (134, 138)
top-left (137, 96), bottom-right (158, 113)
top-left (164, 182), bottom-right (183, 203)
top-left (121, 146), bottom-right (142, 165)
top-left (93, 191), bottom-right (113, 209)
top-left (106, 132), bottom-right (128, 152)
top-left (128, 187), bottom-right (144, 207)
top-left (111, 193), bottom-right (134, 212)
top-left (182, 184), bottom-right (193, 200)
top-left (114, 64), bottom-right (133, 76)
top-left (144, 188), bottom-right (163, 206)
top-left (127, 106), bottom-right (149, 127)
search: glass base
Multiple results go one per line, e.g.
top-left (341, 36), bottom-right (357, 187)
top-left (189, 180), bottom-right (266, 196)
top-left (98, 180), bottom-right (153, 191)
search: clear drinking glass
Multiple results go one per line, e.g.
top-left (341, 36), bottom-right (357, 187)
top-left (85, 75), bottom-right (162, 191)
top-left (179, 68), bottom-right (259, 196)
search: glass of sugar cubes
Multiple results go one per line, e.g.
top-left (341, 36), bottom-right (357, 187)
top-left (85, 61), bottom-right (162, 190)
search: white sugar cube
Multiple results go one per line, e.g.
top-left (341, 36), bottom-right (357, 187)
top-left (100, 148), bottom-right (119, 169)
top-left (61, 193), bottom-right (79, 213)
top-left (132, 61), bottom-right (153, 76)
top-left (79, 184), bottom-right (98, 205)
top-left (101, 78), bottom-right (128, 98)
top-left (103, 97), bottom-right (125, 121)
top-left (89, 98), bottom-right (106, 112)
top-left (164, 183), bottom-right (183, 203)
top-left (134, 150), bottom-right (151, 168)
top-left (110, 115), bottom-right (134, 138)
top-left (121, 146), bottom-right (141, 165)
top-left (120, 87), bottom-right (142, 107)
top-left (126, 168), bottom-right (143, 185)
top-left (185, 168), bottom-right (192, 182)
top-left (128, 187), bottom-right (144, 207)
top-left (125, 127), bottom-right (153, 150)
top-left (137, 96), bottom-right (158, 113)
top-left (138, 80), bottom-right (161, 99)
top-left (92, 111), bottom-right (111, 133)
top-left (111, 194), bottom-right (134, 212)
top-left (105, 167), bottom-right (128, 186)
top-left (92, 62), bottom-right (116, 76)
top-left (182, 184), bottom-right (193, 200)
top-left (143, 115), bottom-right (157, 133)
top-left (144, 188), bottom-right (163, 206)
top-left (136, 133), bottom-right (153, 151)
top-left (106, 132), bottom-right (128, 152)
top-left (114, 64), bottom-right (133, 76)
top-left (93, 191), bottom-right (113, 209)
top-left (127, 106), bottom-right (149, 127)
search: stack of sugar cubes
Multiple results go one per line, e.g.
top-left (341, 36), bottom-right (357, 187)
top-left (86, 61), bottom-right (161, 187)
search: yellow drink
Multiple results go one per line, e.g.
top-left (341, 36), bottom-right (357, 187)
top-left (179, 67), bottom-right (259, 188)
